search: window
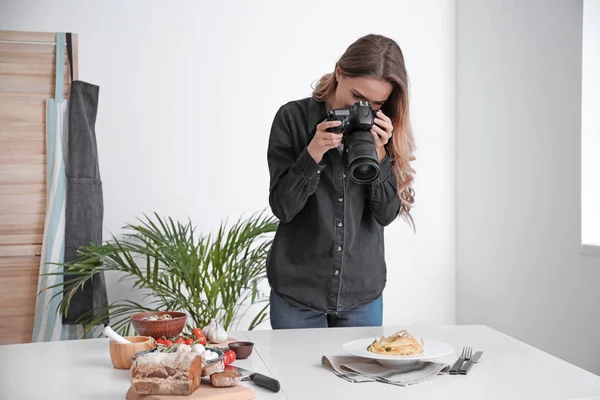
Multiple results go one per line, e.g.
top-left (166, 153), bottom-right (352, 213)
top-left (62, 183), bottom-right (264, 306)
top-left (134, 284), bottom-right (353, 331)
top-left (582, 0), bottom-right (600, 255)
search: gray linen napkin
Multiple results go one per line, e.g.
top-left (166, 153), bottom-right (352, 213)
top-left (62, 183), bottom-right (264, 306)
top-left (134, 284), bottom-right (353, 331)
top-left (322, 355), bottom-right (449, 387)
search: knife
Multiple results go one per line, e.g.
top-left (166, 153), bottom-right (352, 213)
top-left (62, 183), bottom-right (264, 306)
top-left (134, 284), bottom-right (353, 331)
top-left (458, 351), bottom-right (483, 375)
top-left (228, 365), bottom-right (281, 392)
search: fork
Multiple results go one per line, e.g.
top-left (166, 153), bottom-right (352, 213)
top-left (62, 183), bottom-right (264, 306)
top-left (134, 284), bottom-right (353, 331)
top-left (449, 346), bottom-right (472, 375)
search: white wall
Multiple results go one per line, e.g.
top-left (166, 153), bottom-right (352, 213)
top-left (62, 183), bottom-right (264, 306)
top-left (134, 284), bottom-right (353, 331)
top-left (582, 0), bottom-right (600, 247)
top-left (0, 0), bottom-right (456, 329)
top-left (457, 0), bottom-right (600, 375)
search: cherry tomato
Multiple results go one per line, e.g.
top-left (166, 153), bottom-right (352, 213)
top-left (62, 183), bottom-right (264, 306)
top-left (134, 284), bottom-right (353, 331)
top-left (185, 338), bottom-right (194, 345)
top-left (192, 328), bottom-right (203, 338)
top-left (175, 337), bottom-right (185, 344)
top-left (195, 335), bottom-right (207, 346)
top-left (227, 350), bottom-right (237, 363)
top-left (222, 353), bottom-right (231, 365)
top-left (223, 350), bottom-right (236, 365)
top-left (163, 339), bottom-right (173, 347)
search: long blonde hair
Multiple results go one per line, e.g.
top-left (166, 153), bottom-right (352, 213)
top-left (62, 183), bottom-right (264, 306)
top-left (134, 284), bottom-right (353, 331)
top-left (312, 34), bottom-right (416, 228)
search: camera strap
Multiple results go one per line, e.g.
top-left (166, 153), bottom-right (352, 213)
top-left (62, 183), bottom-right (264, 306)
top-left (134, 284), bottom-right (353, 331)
top-left (66, 33), bottom-right (74, 84)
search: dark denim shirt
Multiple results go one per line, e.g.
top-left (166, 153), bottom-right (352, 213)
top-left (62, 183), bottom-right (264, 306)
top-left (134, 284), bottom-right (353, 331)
top-left (266, 97), bottom-right (401, 313)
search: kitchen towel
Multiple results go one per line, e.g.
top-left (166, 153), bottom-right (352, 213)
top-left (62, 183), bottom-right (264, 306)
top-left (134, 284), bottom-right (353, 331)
top-left (33, 32), bottom-right (70, 342)
top-left (322, 355), bottom-right (449, 386)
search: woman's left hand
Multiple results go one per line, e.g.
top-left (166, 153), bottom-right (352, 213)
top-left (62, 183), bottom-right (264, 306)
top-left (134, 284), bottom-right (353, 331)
top-left (372, 110), bottom-right (394, 162)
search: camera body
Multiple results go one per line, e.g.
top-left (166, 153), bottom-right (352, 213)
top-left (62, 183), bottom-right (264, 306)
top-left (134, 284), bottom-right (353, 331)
top-left (326, 100), bottom-right (375, 134)
top-left (326, 101), bottom-right (381, 184)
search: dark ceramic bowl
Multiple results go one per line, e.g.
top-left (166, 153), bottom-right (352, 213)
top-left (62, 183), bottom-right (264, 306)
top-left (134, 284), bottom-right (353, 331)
top-left (130, 311), bottom-right (187, 339)
top-left (227, 341), bottom-right (254, 359)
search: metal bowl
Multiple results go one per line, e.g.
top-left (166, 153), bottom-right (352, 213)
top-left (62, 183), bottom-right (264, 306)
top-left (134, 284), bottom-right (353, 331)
top-left (132, 346), bottom-right (224, 366)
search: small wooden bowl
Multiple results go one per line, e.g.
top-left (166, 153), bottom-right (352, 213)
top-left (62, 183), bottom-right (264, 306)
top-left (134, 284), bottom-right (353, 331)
top-left (130, 311), bottom-right (187, 339)
top-left (109, 336), bottom-right (155, 369)
top-left (227, 341), bottom-right (254, 359)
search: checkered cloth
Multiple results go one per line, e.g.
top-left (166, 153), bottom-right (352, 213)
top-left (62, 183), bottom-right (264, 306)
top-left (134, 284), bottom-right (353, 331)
top-left (322, 355), bottom-right (449, 387)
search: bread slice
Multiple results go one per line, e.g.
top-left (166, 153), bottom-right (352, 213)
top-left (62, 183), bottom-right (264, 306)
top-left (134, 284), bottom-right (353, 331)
top-left (211, 371), bottom-right (243, 387)
top-left (131, 352), bottom-right (203, 395)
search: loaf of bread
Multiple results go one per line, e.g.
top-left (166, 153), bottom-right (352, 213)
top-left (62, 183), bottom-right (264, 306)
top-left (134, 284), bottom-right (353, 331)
top-left (130, 352), bottom-right (203, 395)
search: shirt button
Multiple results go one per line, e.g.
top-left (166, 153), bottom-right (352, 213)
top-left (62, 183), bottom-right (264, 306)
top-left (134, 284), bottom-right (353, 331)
top-left (338, 222), bottom-right (343, 228)
top-left (337, 246), bottom-right (342, 252)
top-left (334, 270), bottom-right (339, 275)
top-left (343, 174), bottom-right (347, 178)
top-left (316, 170), bottom-right (321, 175)
top-left (338, 197), bottom-right (344, 202)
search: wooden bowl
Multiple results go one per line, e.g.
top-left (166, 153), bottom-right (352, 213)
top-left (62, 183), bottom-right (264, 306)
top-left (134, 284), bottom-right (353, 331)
top-left (130, 311), bottom-right (187, 339)
top-left (109, 336), bottom-right (155, 369)
top-left (227, 341), bottom-right (254, 359)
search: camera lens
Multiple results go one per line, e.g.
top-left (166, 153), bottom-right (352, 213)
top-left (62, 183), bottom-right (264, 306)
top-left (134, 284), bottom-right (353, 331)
top-left (354, 163), bottom-right (379, 181)
top-left (350, 159), bottom-right (380, 184)
top-left (346, 130), bottom-right (380, 184)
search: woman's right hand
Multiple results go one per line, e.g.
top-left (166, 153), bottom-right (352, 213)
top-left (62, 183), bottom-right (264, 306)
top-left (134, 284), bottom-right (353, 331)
top-left (307, 120), bottom-right (343, 163)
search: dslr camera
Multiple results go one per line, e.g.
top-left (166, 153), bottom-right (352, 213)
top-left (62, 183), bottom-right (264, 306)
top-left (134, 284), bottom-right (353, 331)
top-left (326, 101), bottom-right (380, 184)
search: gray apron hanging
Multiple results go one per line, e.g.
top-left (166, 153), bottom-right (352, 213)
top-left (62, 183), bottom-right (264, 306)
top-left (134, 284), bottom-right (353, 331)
top-left (62, 33), bottom-right (109, 326)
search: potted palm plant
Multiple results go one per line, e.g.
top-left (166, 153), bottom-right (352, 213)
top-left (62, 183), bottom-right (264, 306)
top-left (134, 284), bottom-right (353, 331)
top-left (42, 210), bottom-right (278, 337)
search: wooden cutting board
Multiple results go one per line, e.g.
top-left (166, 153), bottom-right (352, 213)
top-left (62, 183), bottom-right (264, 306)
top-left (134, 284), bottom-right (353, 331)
top-left (126, 337), bottom-right (255, 399)
top-left (125, 383), bottom-right (255, 400)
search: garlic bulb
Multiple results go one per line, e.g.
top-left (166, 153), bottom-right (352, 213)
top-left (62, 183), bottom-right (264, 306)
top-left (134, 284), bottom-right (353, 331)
top-left (203, 318), bottom-right (228, 344)
top-left (177, 344), bottom-right (191, 353)
top-left (202, 319), bottom-right (216, 337)
top-left (191, 344), bottom-right (205, 354)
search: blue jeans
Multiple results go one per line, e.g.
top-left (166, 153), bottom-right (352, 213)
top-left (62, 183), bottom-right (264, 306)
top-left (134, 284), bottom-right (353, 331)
top-left (269, 290), bottom-right (383, 329)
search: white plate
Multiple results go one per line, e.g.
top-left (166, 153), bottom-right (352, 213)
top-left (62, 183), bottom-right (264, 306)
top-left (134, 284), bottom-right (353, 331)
top-left (341, 337), bottom-right (454, 367)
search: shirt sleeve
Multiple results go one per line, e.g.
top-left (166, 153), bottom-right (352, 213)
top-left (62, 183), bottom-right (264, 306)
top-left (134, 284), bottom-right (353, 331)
top-left (267, 106), bottom-right (325, 223)
top-left (368, 156), bottom-right (401, 226)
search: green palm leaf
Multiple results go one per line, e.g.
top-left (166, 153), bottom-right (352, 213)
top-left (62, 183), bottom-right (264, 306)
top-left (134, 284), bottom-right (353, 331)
top-left (40, 209), bottom-right (278, 337)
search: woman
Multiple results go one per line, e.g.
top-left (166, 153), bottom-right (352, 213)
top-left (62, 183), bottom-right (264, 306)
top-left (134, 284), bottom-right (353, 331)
top-left (266, 34), bottom-right (416, 329)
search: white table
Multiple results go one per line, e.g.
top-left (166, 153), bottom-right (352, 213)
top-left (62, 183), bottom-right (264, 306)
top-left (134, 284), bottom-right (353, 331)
top-left (1, 325), bottom-right (600, 400)
top-left (245, 324), bottom-right (600, 400)
top-left (0, 330), bottom-right (285, 400)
